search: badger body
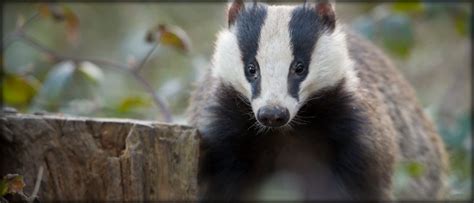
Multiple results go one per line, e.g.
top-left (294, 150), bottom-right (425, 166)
top-left (188, 2), bottom-right (448, 201)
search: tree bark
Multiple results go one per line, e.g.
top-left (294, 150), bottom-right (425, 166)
top-left (0, 112), bottom-right (199, 201)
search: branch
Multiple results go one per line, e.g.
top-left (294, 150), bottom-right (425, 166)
top-left (18, 33), bottom-right (129, 70)
top-left (134, 42), bottom-right (159, 73)
top-left (3, 12), bottom-right (40, 49)
top-left (28, 166), bottom-right (44, 203)
top-left (5, 17), bottom-right (174, 122)
top-left (132, 72), bottom-right (173, 122)
top-left (21, 12), bottom-right (40, 31)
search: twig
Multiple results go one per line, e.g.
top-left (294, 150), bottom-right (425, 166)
top-left (4, 15), bottom-right (174, 122)
top-left (18, 33), bottom-right (129, 70)
top-left (131, 72), bottom-right (172, 122)
top-left (134, 42), bottom-right (159, 73)
top-left (20, 12), bottom-right (40, 31)
top-left (28, 166), bottom-right (44, 203)
top-left (3, 12), bottom-right (39, 49)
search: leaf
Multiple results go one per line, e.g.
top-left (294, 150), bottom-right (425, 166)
top-left (453, 10), bottom-right (469, 37)
top-left (62, 6), bottom-right (80, 44)
top-left (38, 4), bottom-right (51, 18)
top-left (0, 179), bottom-right (7, 196)
top-left (34, 61), bottom-right (75, 105)
top-left (1, 174), bottom-right (25, 195)
top-left (38, 3), bottom-right (65, 21)
top-left (78, 61), bottom-right (104, 84)
top-left (37, 4), bottom-right (80, 43)
top-left (379, 14), bottom-right (415, 58)
top-left (405, 162), bottom-right (425, 178)
top-left (146, 24), bottom-right (191, 53)
top-left (392, 1), bottom-right (424, 14)
top-left (3, 73), bottom-right (39, 107)
top-left (117, 96), bottom-right (151, 113)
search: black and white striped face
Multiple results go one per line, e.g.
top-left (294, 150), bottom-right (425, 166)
top-left (212, 1), bottom-right (356, 128)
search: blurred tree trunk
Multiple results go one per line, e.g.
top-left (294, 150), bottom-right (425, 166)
top-left (0, 112), bottom-right (199, 201)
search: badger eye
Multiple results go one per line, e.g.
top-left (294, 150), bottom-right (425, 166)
top-left (246, 62), bottom-right (259, 80)
top-left (293, 61), bottom-right (306, 75)
top-left (248, 64), bottom-right (257, 75)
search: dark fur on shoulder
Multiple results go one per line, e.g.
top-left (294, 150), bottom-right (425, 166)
top-left (197, 79), bottom-right (387, 201)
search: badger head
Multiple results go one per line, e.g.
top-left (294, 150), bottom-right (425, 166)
top-left (211, 1), bottom-right (358, 128)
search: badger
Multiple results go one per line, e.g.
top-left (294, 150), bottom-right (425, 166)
top-left (188, 1), bottom-right (449, 201)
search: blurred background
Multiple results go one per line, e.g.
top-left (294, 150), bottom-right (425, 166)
top-left (2, 2), bottom-right (471, 200)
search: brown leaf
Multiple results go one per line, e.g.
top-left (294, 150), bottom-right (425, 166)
top-left (38, 4), bottom-right (51, 18)
top-left (63, 6), bottom-right (80, 44)
top-left (37, 3), bottom-right (79, 44)
top-left (2, 174), bottom-right (25, 195)
top-left (146, 24), bottom-right (191, 53)
top-left (38, 4), bottom-right (64, 22)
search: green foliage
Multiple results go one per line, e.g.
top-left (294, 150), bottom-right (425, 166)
top-left (352, 2), bottom-right (471, 58)
top-left (116, 96), bottom-right (151, 113)
top-left (392, 1), bottom-right (424, 14)
top-left (2, 73), bottom-right (39, 109)
top-left (379, 14), bottom-right (415, 58)
top-left (0, 175), bottom-right (25, 196)
top-left (0, 179), bottom-right (7, 197)
top-left (452, 8), bottom-right (470, 37)
top-left (393, 161), bottom-right (427, 196)
top-left (77, 62), bottom-right (104, 84)
top-left (4, 3), bottom-right (190, 121)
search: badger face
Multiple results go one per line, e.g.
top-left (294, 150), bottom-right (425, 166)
top-left (212, 2), bottom-right (357, 128)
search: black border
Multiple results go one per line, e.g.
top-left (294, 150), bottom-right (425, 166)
top-left (1, 1), bottom-right (473, 202)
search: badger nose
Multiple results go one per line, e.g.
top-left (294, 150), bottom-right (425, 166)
top-left (257, 106), bottom-right (290, 127)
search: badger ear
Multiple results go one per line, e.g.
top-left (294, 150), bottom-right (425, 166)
top-left (315, 0), bottom-right (336, 31)
top-left (228, 0), bottom-right (245, 27)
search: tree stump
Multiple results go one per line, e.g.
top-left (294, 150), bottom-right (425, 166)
top-left (0, 112), bottom-right (199, 201)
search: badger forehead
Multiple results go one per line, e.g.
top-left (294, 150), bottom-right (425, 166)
top-left (234, 4), bottom-right (329, 64)
top-left (211, 4), bottom-right (353, 100)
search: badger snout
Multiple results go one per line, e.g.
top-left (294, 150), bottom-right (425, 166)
top-left (257, 105), bottom-right (290, 127)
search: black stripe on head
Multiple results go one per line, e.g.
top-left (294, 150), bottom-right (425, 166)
top-left (235, 3), bottom-right (267, 99)
top-left (288, 5), bottom-right (331, 101)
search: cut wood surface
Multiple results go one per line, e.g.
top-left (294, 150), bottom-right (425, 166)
top-left (0, 112), bottom-right (199, 201)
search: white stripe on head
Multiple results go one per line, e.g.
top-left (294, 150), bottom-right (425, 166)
top-left (252, 5), bottom-right (299, 119)
top-left (299, 24), bottom-right (359, 103)
top-left (211, 29), bottom-right (251, 98)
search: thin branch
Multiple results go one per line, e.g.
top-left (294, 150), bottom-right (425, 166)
top-left (132, 72), bottom-right (173, 122)
top-left (134, 42), bottom-right (159, 73)
top-left (18, 34), bottom-right (129, 70)
top-left (3, 12), bottom-right (40, 49)
top-left (20, 12), bottom-right (40, 31)
top-left (5, 22), bottom-right (173, 122)
top-left (28, 165), bottom-right (44, 203)
top-left (17, 33), bottom-right (58, 56)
